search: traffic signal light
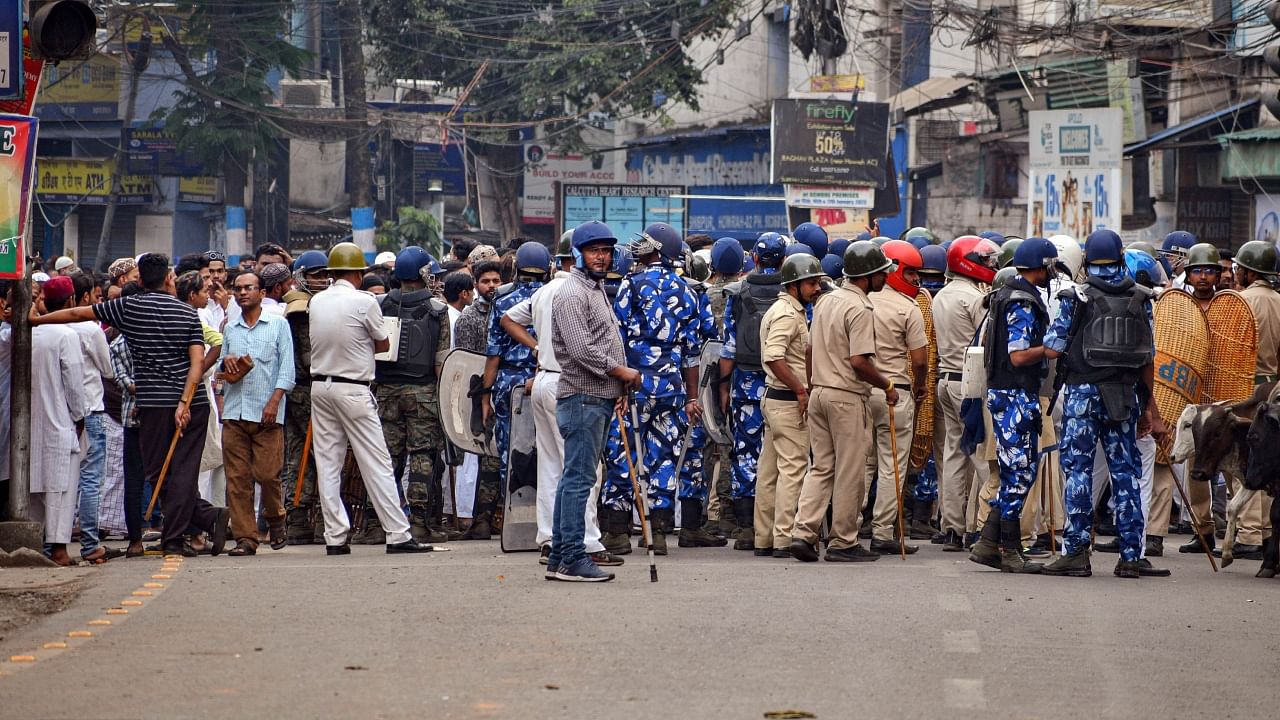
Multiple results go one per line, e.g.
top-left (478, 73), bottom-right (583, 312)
top-left (28, 1), bottom-right (97, 62)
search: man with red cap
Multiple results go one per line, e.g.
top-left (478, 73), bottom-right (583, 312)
top-left (865, 241), bottom-right (929, 555)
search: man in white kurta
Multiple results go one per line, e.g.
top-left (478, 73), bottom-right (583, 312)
top-left (30, 321), bottom-right (87, 564)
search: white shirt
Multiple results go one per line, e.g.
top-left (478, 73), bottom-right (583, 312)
top-left (200, 299), bottom-right (227, 332)
top-left (505, 270), bottom-right (569, 373)
top-left (447, 306), bottom-right (462, 349)
top-left (308, 278), bottom-right (388, 382)
top-left (262, 297), bottom-right (285, 317)
top-left (69, 320), bottom-right (113, 414)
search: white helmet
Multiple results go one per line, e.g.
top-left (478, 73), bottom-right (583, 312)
top-left (1048, 234), bottom-right (1083, 282)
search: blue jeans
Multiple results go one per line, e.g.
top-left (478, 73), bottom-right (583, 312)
top-left (549, 394), bottom-right (614, 569)
top-left (78, 412), bottom-right (107, 556)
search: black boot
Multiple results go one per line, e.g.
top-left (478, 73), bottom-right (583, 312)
top-left (461, 500), bottom-right (494, 540)
top-left (909, 497), bottom-right (936, 540)
top-left (967, 519), bottom-right (1002, 569)
top-left (732, 498), bottom-right (755, 551)
top-left (999, 519), bottom-right (1042, 573)
top-left (1043, 548), bottom-right (1092, 577)
top-left (678, 499), bottom-right (727, 548)
top-left (645, 508), bottom-right (671, 556)
top-left (601, 507), bottom-right (633, 555)
top-left (286, 507), bottom-right (314, 545)
top-left (1145, 535), bottom-right (1164, 557)
top-left (1178, 531), bottom-right (1216, 554)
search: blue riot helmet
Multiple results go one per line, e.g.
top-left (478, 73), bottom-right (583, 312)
top-left (820, 252), bottom-right (844, 279)
top-left (753, 232), bottom-right (787, 269)
top-left (633, 222), bottom-right (684, 263)
top-left (918, 244), bottom-right (948, 295)
top-left (1124, 248), bottom-right (1167, 288)
top-left (1084, 229), bottom-right (1124, 265)
top-left (292, 249), bottom-right (330, 293)
top-left (710, 237), bottom-right (745, 275)
top-left (571, 220), bottom-right (619, 277)
top-left (785, 243), bottom-right (814, 257)
top-left (854, 231), bottom-right (872, 242)
top-left (1161, 230), bottom-right (1197, 256)
top-left (792, 222), bottom-right (829, 257)
top-left (979, 230), bottom-right (1007, 246)
top-left (828, 238), bottom-right (851, 260)
top-left (393, 246), bottom-right (434, 281)
top-left (1011, 237), bottom-right (1058, 286)
top-left (743, 254), bottom-right (756, 273)
top-left (514, 241), bottom-right (552, 276)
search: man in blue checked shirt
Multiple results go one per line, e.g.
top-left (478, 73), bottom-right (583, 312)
top-left (219, 270), bottom-right (296, 557)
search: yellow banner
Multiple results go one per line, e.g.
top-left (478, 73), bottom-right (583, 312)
top-left (36, 158), bottom-right (153, 204)
top-left (809, 74), bottom-right (866, 93)
top-left (178, 176), bottom-right (220, 203)
top-left (42, 55), bottom-right (119, 105)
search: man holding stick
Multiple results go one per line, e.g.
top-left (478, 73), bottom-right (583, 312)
top-left (547, 221), bottom-right (640, 582)
top-left (32, 253), bottom-right (231, 558)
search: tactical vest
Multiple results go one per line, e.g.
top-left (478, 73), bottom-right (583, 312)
top-left (1062, 275), bottom-right (1153, 386)
top-left (727, 272), bottom-right (782, 371)
top-left (984, 277), bottom-right (1049, 394)
top-left (707, 278), bottom-right (733, 336)
top-left (375, 288), bottom-right (447, 385)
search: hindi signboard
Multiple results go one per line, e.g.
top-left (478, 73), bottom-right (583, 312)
top-left (771, 99), bottom-right (889, 187)
top-left (36, 158), bottom-right (153, 205)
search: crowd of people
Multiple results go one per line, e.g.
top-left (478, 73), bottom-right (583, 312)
top-left (1, 219), bottom-right (1274, 582)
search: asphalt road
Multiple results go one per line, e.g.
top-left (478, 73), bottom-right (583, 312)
top-left (0, 538), bottom-right (1275, 719)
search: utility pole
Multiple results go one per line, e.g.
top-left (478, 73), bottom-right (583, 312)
top-left (338, 0), bottom-right (375, 251)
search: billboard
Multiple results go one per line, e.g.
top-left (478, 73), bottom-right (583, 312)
top-left (36, 55), bottom-right (120, 122)
top-left (0, 1), bottom-right (25, 99)
top-left (771, 99), bottom-right (889, 187)
top-left (125, 128), bottom-right (205, 176)
top-left (1028, 169), bottom-right (1122, 239)
top-left (559, 184), bottom-right (684, 242)
top-left (1029, 108), bottom-right (1124, 170)
top-left (36, 158), bottom-right (153, 205)
top-left (0, 114), bottom-right (38, 280)
top-left (412, 141), bottom-right (465, 198)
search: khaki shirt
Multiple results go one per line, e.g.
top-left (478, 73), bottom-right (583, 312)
top-left (809, 284), bottom-right (876, 396)
top-left (1241, 280), bottom-right (1280, 376)
top-left (308, 279), bottom-right (389, 382)
top-left (760, 292), bottom-right (809, 390)
top-left (869, 287), bottom-right (928, 386)
top-left (932, 276), bottom-right (987, 374)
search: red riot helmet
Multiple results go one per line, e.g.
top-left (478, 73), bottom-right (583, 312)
top-left (947, 235), bottom-right (1000, 284)
top-left (881, 239), bottom-right (923, 297)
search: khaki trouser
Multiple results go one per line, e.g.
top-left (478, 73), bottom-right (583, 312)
top-left (755, 395), bottom-right (810, 549)
top-left (223, 419), bottom-right (286, 549)
top-left (864, 390), bottom-right (915, 542)
top-left (1149, 463), bottom-right (1180, 536)
top-left (935, 379), bottom-right (990, 535)
top-left (1187, 472), bottom-right (1272, 546)
top-left (794, 387), bottom-right (871, 550)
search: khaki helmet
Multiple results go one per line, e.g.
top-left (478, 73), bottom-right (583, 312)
top-left (997, 238), bottom-right (1023, 269)
top-left (1235, 240), bottom-right (1277, 276)
top-left (1183, 242), bottom-right (1221, 270)
top-left (780, 253), bottom-right (825, 285)
top-left (556, 230), bottom-right (574, 260)
top-left (843, 240), bottom-right (894, 279)
top-left (327, 242), bottom-right (368, 271)
top-left (992, 266), bottom-right (1018, 291)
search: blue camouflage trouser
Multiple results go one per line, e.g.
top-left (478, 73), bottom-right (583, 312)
top-left (986, 388), bottom-right (1040, 522)
top-left (603, 395), bottom-right (688, 511)
top-left (1060, 384), bottom-right (1144, 561)
top-left (493, 368), bottom-right (535, 485)
top-left (913, 455), bottom-right (938, 502)
top-left (729, 368), bottom-right (767, 500)
top-left (678, 423), bottom-right (710, 503)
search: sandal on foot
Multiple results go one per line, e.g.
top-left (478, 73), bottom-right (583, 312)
top-left (227, 541), bottom-right (257, 557)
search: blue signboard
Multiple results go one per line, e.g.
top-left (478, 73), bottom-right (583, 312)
top-left (0, 0), bottom-right (21, 99)
top-left (560, 184), bottom-right (684, 242)
top-left (626, 129), bottom-right (786, 241)
top-left (125, 127), bottom-right (206, 176)
top-left (412, 142), bottom-right (466, 197)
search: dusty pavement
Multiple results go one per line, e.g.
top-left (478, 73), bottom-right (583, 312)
top-left (0, 539), bottom-right (1275, 720)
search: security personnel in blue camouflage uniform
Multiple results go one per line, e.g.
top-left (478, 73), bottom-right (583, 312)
top-left (719, 232), bottom-right (787, 550)
top-left (375, 247), bottom-right (451, 544)
top-left (1042, 229), bottom-right (1165, 579)
top-left (700, 237), bottom-right (746, 538)
top-left (600, 224), bottom-right (706, 555)
top-left (674, 242), bottom-right (726, 548)
top-left (968, 238), bottom-right (1056, 573)
top-left (482, 242), bottom-right (551, 501)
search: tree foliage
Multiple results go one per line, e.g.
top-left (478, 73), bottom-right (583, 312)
top-left (376, 206), bottom-right (443, 256)
top-left (153, 1), bottom-right (308, 174)
top-left (363, 0), bottom-right (742, 145)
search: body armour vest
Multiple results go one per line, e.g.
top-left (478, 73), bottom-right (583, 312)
top-left (984, 277), bottom-right (1049, 394)
top-left (727, 272), bottom-right (782, 371)
top-left (375, 288), bottom-right (447, 385)
top-left (1062, 275), bottom-right (1153, 386)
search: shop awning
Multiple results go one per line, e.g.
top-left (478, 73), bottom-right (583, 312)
top-left (1123, 98), bottom-right (1259, 156)
top-left (1218, 126), bottom-right (1280, 181)
top-left (888, 77), bottom-right (975, 117)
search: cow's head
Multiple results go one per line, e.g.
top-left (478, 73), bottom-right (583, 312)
top-left (1170, 405), bottom-right (1200, 464)
top-left (1186, 403), bottom-right (1251, 484)
top-left (1246, 402), bottom-right (1280, 491)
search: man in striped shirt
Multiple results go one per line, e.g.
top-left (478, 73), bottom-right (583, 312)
top-left (31, 253), bottom-right (231, 558)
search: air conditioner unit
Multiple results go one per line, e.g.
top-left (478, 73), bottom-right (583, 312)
top-left (280, 80), bottom-right (333, 108)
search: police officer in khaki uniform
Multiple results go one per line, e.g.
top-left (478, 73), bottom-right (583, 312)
top-left (931, 235), bottom-right (1000, 551)
top-left (866, 241), bottom-right (929, 556)
top-left (1227, 241), bottom-right (1279, 559)
top-left (754, 253), bottom-right (823, 557)
top-left (791, 241), bottom-right (898, 563)
top-left (309, 242), bottom-right (435, 555)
